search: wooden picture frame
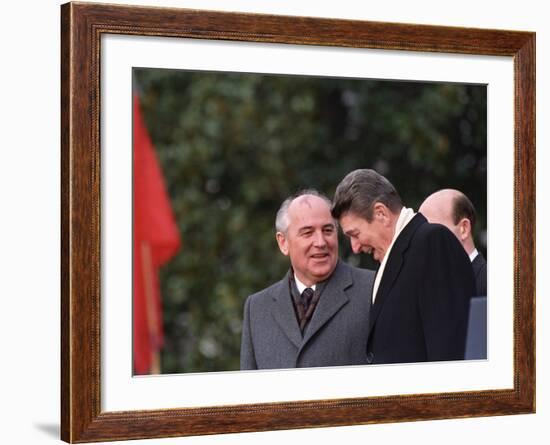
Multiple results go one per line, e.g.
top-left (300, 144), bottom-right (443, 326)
top-left (61, 1), bottom-right (535, 442)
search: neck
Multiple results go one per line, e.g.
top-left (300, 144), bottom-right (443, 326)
top-left (293, 271), bottom-right (315, 288)
top-left (463, 237), bottom-right (476, 256)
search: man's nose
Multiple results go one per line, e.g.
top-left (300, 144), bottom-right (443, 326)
top-left (351, 238), bottom-right (361, 254)
top-left (313, 231), bottom-right (327, 246)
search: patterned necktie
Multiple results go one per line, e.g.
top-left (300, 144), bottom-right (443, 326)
top-left (301, 287), bottom-right (314, 313)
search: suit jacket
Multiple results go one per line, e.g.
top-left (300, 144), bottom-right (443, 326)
top-left (240, 260), bottom-right (375, 370)
top-left (472, 252), bottom-right (487, 296)
top-left (367, 213), bottom-right (475, 365)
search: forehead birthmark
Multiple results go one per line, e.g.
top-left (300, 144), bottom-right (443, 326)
top-left (294, 195), bottom-right (315, 209)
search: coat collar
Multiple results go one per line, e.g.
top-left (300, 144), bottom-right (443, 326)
top-left (270, 260), bottom-right (352, 350)
top-left (270, 273), bottom-right (303, 349)
top-left (301, 261), bottom-right (352, 348)
top-left (368, 213), bottom-right (426, 333)
top-left (471, 252), bottom-right (486, 273)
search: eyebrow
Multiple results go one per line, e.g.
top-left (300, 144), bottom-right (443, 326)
top-left (297, 223), bottom-right (335, 233)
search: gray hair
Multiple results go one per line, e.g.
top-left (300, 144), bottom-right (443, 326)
top-left (275, 189), bottom-right (334, 234)
top-left (331, 169), bottom-right (402, 221)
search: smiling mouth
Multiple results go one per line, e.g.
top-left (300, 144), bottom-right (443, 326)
top-left (311, 253), bottom-right (329, 259)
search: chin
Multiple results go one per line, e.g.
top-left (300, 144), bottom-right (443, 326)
top-left (312, 266), bottom-right (331, 276)
top-left (312, 265), bottom-right (334, 279)
top-left (374, 252), bottom-right (386, 262)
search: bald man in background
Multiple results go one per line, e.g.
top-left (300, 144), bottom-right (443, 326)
top-left (419, 189), bottom-right (487, 296)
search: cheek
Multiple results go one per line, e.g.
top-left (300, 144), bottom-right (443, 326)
top-left (358, 234), bottom-right (369, 246)
top-left (290, 251), bottom-right (307, 267)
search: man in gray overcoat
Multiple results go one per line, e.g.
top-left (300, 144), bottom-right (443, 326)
top-left (240, 190), bottom-right (374, 370)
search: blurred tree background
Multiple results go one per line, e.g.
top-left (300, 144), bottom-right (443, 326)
top-left (134, 67), bottom-right (486, 374)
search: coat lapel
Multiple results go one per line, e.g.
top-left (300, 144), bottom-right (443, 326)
top-left (472, 253), bottom-right (485, 276)
top-left (369, 214), bottom-right (426, 334)
top-left (270, 274), bottom-right (303, 349)
top-left (300, 261), bottom-right (351, 349)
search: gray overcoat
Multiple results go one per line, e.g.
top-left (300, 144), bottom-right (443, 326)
top-left (240, 261), bottom-right (374, 370)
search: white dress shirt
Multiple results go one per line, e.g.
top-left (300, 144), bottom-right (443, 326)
top-left (372, 207), bottom-right (416, 303)
top-left (294, 274), bottom-right (316, 294)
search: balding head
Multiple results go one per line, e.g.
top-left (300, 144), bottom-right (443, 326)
top-left (419, 189), bottom-right (477, 255)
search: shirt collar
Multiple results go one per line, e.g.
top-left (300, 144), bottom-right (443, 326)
top-left (294, 274), bottom-right (316, 294)
top-left (372, 207), bottom-right (416, 302)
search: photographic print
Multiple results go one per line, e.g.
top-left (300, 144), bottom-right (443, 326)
top-left (133, 68), bottom-right (487, 375)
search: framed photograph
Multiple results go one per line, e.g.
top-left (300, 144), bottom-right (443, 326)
top-left (61, 1), bottom-right (535, 442)
top-left (131, 66), bottom-right (488, 376)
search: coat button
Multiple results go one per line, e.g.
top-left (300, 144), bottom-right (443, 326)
top-left (366, 352), bottom-right (374, 364)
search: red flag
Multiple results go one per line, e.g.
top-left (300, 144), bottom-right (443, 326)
top-left (133, 94), bottom-right (181, 375)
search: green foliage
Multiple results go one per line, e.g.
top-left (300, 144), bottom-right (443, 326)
top-left (134, 68), bottom-right (486, 373)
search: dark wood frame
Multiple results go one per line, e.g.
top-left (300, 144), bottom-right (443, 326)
top-left (61, 1), bottom-right (535, 443)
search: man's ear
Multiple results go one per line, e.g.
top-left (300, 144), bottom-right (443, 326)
top-left (457, 218), bottom-right (471, 241)
top-left (276, 232), bottom-right (289, 256)
top-left (372, 202), bottom-right (390, 223)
